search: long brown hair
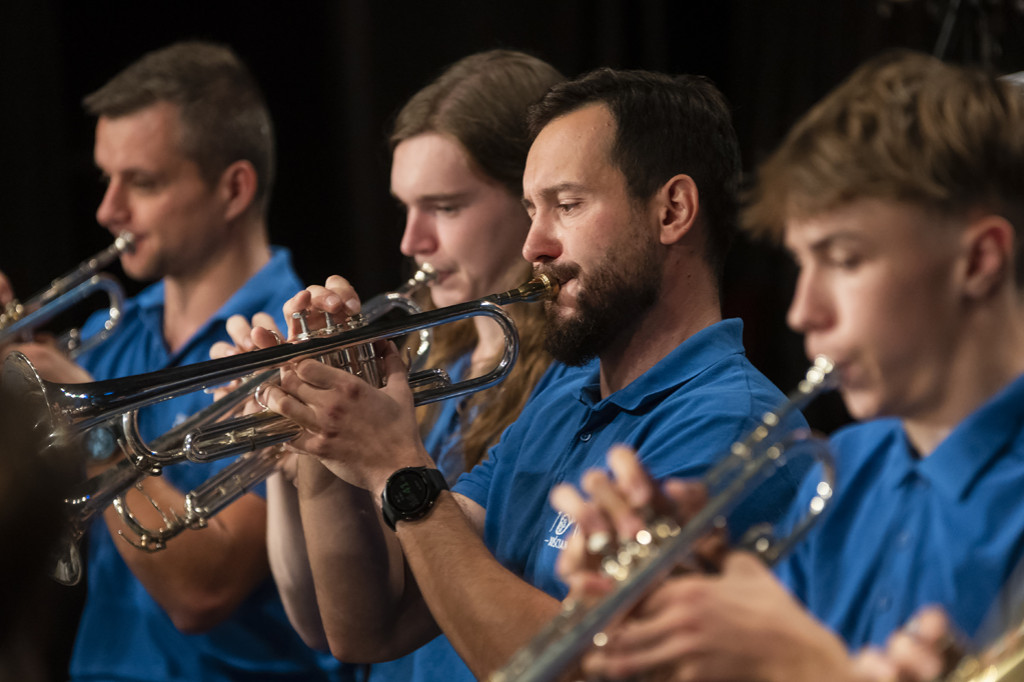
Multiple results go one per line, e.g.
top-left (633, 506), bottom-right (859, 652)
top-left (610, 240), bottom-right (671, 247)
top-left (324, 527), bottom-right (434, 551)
top-left (392, 50), bottom-right (563, 470)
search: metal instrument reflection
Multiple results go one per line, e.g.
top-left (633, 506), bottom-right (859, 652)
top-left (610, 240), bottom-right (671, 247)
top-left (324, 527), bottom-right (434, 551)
top-left (0, 232), bottom-right (134, 358)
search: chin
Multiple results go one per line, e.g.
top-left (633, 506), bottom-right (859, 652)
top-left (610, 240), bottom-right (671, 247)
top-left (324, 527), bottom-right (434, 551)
top-left (120, 257), bottom-right (160, 283)
top-left (429, 288), bottom-right (464, 310)
top-left (838, 388), bottom-right (886, 423)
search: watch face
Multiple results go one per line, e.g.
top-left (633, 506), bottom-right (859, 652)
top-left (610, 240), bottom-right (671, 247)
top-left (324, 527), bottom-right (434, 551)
top-left (389, 470), bottom-right (429, 513)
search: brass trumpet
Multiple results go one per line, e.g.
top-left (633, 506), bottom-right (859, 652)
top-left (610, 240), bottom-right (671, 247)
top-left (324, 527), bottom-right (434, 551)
top-left (0, 231), bottom-right (134, 357)
top-left (488, 356), bottom-right (839, 682)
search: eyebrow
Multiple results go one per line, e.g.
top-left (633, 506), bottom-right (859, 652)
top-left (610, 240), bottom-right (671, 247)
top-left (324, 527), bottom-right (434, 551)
top-left (391, 190), bottom-right (473, 204)
top-left (522, 182), bottom-right (588, 207)
top-left (786, 230), bottom-right (865, 258)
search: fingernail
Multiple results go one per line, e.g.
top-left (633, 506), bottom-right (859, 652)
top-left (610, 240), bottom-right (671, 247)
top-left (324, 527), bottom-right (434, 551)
top-left (325, 294), bottom-right (342, 310)
top-left (345, 297), bottom-right (361, 314)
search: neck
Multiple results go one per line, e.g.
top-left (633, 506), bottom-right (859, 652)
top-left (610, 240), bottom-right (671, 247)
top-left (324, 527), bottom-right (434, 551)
top-left (597, 254), bottom-right (722, 398)
top-left (162, 221), bottom-right (271, 353)
top-left (903, 296), bottom-right (1024, 456)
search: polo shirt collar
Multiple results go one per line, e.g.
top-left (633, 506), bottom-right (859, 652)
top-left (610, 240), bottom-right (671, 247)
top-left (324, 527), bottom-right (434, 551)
top-left (577, 318), bottom-right (746, 412)
top-left (133, 247), bottom-right (296, 364)
top-left (893, 372), bottom-right (1024, 500)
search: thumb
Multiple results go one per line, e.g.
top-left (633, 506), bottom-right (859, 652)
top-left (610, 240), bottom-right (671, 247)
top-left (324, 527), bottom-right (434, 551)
top-left (380, 341), bottom-right (417, 405)
top-left (381, 340), bottom-right (410, 379)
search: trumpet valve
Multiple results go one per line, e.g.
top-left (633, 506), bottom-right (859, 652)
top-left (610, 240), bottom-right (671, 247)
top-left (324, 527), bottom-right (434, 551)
top-left (292, 310), bottom-right (311, 338)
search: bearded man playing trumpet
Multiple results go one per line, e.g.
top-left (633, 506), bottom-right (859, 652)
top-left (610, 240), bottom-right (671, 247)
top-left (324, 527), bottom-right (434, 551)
top-left (228, 67), bottom-right (814, 682)
top-left (549, 50), bottom-right (1024, 682)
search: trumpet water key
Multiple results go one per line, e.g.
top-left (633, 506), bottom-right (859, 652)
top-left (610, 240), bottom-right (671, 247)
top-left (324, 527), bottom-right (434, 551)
top-left (0, 231), bottom-right (134, 357)
top-left (487, 355), bottom-right (839, 682)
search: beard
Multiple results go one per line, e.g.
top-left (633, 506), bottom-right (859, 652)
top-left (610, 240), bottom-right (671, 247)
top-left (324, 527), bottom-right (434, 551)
top-left (538, 228), bottom-right (662, 366)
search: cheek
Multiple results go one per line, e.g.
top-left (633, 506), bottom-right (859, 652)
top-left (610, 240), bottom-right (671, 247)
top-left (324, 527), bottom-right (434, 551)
top-left (454, 210), bottom-right (526, 269)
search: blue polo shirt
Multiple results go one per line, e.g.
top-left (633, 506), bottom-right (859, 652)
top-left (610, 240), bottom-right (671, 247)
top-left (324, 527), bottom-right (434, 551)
top-left (421, 353), bottom-right (474, 486)
top-left (775, 372), bottom-right (1024, 648)
top-left (381, 319), bottom-right (808, 682)
top-left (70, 248), bottom-right (350, 682)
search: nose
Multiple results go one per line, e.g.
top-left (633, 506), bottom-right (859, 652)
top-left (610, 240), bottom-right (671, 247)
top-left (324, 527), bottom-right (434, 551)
top-left (399, 208), bottom-right (438, 257)
top-left (786, 267), bottom-right (832, 334)
top-left (522, 209), bottom-right (561, 264)
top-left (95, 179), bottom-right (128, 229)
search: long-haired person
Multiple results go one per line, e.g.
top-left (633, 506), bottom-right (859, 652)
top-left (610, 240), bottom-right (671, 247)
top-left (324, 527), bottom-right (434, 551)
top-left (215, 49), bottom-right (564, 681)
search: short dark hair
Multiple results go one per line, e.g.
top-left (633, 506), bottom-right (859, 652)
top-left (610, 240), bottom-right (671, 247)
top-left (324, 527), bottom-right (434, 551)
top-left (527, 68), bottom-right (741, 281)
top-left (84, 40), bottom-right (275, 215)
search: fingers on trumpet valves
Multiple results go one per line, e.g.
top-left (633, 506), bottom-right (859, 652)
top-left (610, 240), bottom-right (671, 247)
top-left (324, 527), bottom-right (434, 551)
top-left (249, 312), bottom-right (283, 348)
top-left (550, 477), bottom-right (679, 587)
top-left (321, 275), bottom-right (362, 316)
top-left (284, 277), bottom-right (362, 339)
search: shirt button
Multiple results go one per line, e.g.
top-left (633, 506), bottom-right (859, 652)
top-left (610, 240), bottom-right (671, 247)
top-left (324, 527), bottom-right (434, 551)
top-left (896, 532), bottom-right (910, 549)
top-left (580, 433), bottom-right (592, 442)
top-left (877, 595), bottom-right (891, 612)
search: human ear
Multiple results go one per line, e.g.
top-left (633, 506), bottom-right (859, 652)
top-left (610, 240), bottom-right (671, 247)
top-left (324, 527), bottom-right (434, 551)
top-left (657, 174), bottom-right (699, 246)
top-left (219, 160), bottom-right (259, 223)
top-left (961, 214), bottom-right (1014, 300)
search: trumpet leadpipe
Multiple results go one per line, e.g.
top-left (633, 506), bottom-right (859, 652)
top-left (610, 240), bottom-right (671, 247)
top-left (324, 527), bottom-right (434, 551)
top-left (0, 232), bottom-right (134, 356)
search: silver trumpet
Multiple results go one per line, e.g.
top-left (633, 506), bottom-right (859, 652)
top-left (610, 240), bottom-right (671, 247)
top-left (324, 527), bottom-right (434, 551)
top-left (51, 264), bottom-right (438, 583)
top-left (488, 355), bottom-right (839, 682)
top-left (0, 231), bottom-right (134, 358)
top-left (16, 273), bottom-right (555, 579)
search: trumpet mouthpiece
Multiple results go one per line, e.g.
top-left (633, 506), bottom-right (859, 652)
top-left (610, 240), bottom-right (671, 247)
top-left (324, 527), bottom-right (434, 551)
top-left (115, 231), bottom-right (136, 255)
top-left (495, 275), bottom-right (559, 305)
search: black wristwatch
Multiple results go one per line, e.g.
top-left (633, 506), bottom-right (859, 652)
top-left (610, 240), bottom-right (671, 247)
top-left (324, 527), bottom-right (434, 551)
top-left (381, 466), bottom-right (449, 531)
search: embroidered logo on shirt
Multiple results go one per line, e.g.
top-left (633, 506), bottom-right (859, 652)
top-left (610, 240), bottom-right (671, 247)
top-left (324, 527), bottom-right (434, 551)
top-left (545, 511), bottom-right (577, 549)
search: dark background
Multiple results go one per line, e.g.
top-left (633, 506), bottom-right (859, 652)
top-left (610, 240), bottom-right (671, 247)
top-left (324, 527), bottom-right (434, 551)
top-left (3, 0), bottom-right (1023, 412)
top-left (1, 2), bottom-right (1022, 677)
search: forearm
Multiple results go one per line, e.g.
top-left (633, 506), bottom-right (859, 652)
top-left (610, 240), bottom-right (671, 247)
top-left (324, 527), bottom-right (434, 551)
top-left (297, 455), bottom-right (438, 662)
top-left (266, 468), bottom-right (329, 650)
top-left (102, 473), bottom-right (269, 633)
top-left (396, 493), bottom-right (565, 679)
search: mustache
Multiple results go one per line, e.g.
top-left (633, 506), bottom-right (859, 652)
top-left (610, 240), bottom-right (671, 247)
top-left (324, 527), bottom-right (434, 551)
top-left (534, 262), bottom-right (581, 287)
